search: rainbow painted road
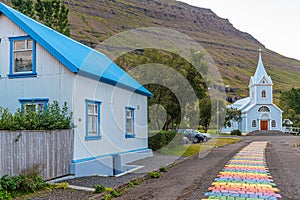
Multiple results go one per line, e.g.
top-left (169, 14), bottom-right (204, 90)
top-left (202, 142), bottom-right (281, 200)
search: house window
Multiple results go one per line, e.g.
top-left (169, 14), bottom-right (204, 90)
top-left (8, 36), bottom-right (36, 78)
top-left (261, 90), bottom-right (266, 98)
top-left (271, 120), bottom-right (276, 127)
top-left (125, 107), bottom-right (135, 138)
top-left (258, 106), bottom-right (270, 112)
top-left (85, 100), bottom-right (101, 140)
top-left (19, 98), bottom-right (49, 112)
top-left (252, 120), bottom-right (257, 127)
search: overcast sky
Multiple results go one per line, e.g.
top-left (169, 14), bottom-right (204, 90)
top-left (178, 0), bottom-right (300, 61)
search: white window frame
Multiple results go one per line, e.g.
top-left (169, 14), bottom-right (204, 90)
top-left (271, 120), bottom-right (276, 128)
top-left (262, 90), bottom-right (266, 98)
top-left (252, 120), bottom-right (257, 128)
top-left (9, 36), bottom-right (37, 78)
top-left (125, 107), bottom-right (135, 138)
top-left (85, 100), bottom-right (101, 140)
top-left (19, 98), bottom-right (49, 112)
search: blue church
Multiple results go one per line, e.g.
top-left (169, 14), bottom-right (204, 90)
top-left (223, 50), bottom-right (283, 133)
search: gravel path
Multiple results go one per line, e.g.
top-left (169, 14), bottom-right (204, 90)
top-left (59, 153), bottom-right (183, 188)
top-left (115, 140), bottom-right (248, 200)
top-left (24, 133), bottom-right (300, 200)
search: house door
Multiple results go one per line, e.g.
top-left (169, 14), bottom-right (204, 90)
top-left (260, 120), bottom-right (268, 130)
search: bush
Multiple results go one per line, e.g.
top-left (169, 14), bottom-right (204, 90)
top-left (55, 182), bottom-right (69, 190)
top-left (94, 184), bottom-right (105, 194)
top-left (231, 129), bottom-right (242, 136)
top-left (0, 191), bottom-right (12, 200)
top-left (148, 131), bottom-right (183, 151)
top-left (149, 171), bottom-right (161, 179)
top-left (159, 166), bottom-right (168, 172)
top-left (0, 101), bottom-right (73, 131)
top-left (0, 173), bottom-right (48, 198)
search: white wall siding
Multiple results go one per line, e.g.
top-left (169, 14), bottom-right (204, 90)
top-left (0, 15), bottom-right (75, 112)
top-left (72, 76), bottom-right (149, 161)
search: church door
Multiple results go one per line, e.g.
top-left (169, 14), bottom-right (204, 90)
top-left (260, 120), bottom-right (268, 130)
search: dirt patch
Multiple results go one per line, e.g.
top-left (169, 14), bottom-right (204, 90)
top-left (16, 188), bottom-right (94, 200)
top-left (266, 139), bottom-right (300, 200)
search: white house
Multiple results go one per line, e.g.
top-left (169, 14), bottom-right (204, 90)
top-left (0, 3), bottom-right (153, 177)
top-left (222, 50), bottom-right (283, 133)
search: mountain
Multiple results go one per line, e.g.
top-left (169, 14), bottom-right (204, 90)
top-left (66, 0), bottom-right (300, 100)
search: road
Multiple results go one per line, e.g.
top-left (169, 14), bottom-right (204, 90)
top-left (115, 135), bottom-right (300, 200)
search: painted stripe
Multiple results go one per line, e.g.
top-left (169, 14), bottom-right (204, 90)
top-left (202, 142), bottom-right (281, 200)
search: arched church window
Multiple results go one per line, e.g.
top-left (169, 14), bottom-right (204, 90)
top-left (252, 120), bottom-right (257, 127)
top-left (271, 120), bottom-right (276, 127)
top-left (258, 106), bottom-right (270, 112)
top-left (262, 90), bottom-right (266, 98)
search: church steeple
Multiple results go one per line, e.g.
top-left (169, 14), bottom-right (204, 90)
top-left (249, 48), bottom-right (273, 104)
top-left (250, 49), bottom-right (272, 86)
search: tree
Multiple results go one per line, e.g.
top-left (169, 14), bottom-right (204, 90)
top-left (280, 88), bottom-right (300, 127)
top-left (35, 0), bottom-right (70, 36)
top-left (116, 49), bottom-right (208, 130)
top-left (224, 107), bottom-right (242, 128)
top-left (199, 97), bottom-right (211, 132)
top-left (10, 0), bottom-right (70, 36)
top-left (11, 0), bottom-right (35, 17)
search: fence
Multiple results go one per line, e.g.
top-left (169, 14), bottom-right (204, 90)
top-left (0, 130), bottom-right (74, 180)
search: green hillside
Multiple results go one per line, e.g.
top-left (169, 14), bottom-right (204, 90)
top-left (65, 0), bottom-right (300, 100)
top-left (5, 0), bottom-right (299, 100)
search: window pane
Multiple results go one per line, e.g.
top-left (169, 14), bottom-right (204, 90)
top-left (14, 51), bottom-right (33, 72)
top-left (27, 40), bottom-right (33, 49)
top-left (127, 119), bottom-right (133, 134)
top-left (88, 105), bottom-right (94, 114)
top-left (127, 110), bottom-right (132, 118)
top-left (92, 116), bottom-right (98, 132)
top-left (25, 104), bottom-right (35, 112)
top-left (37, 103), bottom-right (44, 111)
top-left (88, 116), bottom-right (97, 135)
top-left (94, 105), bottom-right (98, 114)
top-left (14, 40), bottom-right (25, 50)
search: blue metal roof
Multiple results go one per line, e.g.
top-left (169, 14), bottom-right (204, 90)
top-left (0, 3), bottom-right (152, 97)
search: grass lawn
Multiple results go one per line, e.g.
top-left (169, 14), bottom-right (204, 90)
top-left (159, 137), bottom-right (241, 157)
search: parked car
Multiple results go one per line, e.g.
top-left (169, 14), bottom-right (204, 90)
top-left (176, 129), bottom-right (206, 143)
top-left (201, 132), bottom-right (212, 140)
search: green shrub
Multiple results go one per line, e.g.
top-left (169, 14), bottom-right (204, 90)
top-left (102, 194), bottom-right (112, 200)
top-left (0, 101), bottom-right (73, 131)
top-left (148, 131), bottom-right (183, 151)
top-left (149, 171), bottom-right (161, 179)
top-left (94, 184), bottom-right (105, 193)
top-left (0, 172), bottom-right (48, 198)
top-left (159, 166), bottom-right (168, 172)
top-left (127, 181), bottom-right (135, 188)
top-left (0, 191), bottom-right (12, 200)
top-left (110, 189), bottom-right (121, 197)
top-left (230, 129), bottom-right (242, 136)
top-left (55, 182), bottom-right (69, 190)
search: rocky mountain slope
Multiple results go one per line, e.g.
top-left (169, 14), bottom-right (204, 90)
top-left (66, 0), bottom-right (300, 99)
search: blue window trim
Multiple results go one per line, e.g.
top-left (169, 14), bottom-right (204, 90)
top-left (125, 106), bottom-right (135, 138)
top-left (85, 99), bottom-right (101, 141)
top-left (8, 35), bottom-right (37, 79)
top-left (19, 98), bottom-right (49, 111)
